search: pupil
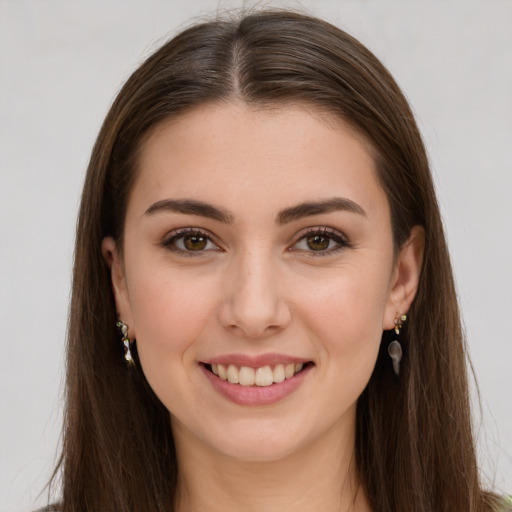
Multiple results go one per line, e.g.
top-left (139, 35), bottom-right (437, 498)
top-left (307, 235), bottom-right (329, 251)
top-left (184, 234), bottom-right (207, 251)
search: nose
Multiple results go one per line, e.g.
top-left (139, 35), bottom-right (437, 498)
top-left (218, 249), bottom-right (291, 339)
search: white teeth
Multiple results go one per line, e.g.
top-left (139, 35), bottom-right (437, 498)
top-left (255, 366), bottom-right (274, 387)
top-left (227, 365), bottom-right (239, 384)
top-left (211, 362), bottom-right (306, 386)
top-left (239, 366), bottom-right (255, 386)
top-left (218, 364), bottom-right (227, 381)
top-left (273, 364), bottom-right (285, 383)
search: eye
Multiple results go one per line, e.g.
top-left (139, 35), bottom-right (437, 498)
top-left (163, 229), bottom-right (219, 254)
top-left (292, 228), bottom-right (348, 255)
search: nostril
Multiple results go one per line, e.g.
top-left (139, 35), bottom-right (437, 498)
top-left (218, 291), bottom-right (292, 339)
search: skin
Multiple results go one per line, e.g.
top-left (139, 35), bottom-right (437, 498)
top-left (103, 102), bottom-right (424, 512)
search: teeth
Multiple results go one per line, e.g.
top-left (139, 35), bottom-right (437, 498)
top-left (227, 365), bottom-right (239, 384)
top-left (239, 366), bottom-right (255, 386)
top-left (211, 362), bottom-right (306, 386)
top-left (255, 366), bottom-right (274, 387)
top-left (218, 364), bottom-right (227, 381)
top-left (273, 364), bottom-right (285, 383)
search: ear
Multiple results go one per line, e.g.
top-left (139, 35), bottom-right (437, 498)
top-left (102, 236), bottom-right (136, 339)
top-left (383, 225), bottom-right (425, 330)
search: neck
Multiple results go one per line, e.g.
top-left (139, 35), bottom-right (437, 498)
top-left (172, 418), bottom-right (372, 512)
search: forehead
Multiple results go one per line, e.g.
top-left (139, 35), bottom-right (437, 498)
top-left (128, 102), bottom-right (387, 222)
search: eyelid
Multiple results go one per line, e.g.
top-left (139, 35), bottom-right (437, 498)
top-left (161, 225), bottom-right (349, 256)
top-left (161, 227), bottom-right (222, 254)
top-left (289, 226), bottom-right (350, 255)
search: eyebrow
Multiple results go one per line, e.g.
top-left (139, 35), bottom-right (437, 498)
top-left (144, 199), bottom-right (234, 223)
top-left (143, 197), bottom-right (366, 224)
top-left (276, 197), bottom-right (366, 224)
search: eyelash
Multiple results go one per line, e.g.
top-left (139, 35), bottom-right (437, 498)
top-left (162, 228), bottom-right (220, 257)
top-left (161, 227), bottom-right (349, 257)
top-left (290, 227), bottom-right (349, 256)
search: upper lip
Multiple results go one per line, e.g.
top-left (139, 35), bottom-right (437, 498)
top-left (203, 353), bottom-right (311, 368)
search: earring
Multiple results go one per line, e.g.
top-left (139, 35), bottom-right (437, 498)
top-left (388, 313), bottom-right (406, 376)
top-left (116, 321), bottom-right (135, 367)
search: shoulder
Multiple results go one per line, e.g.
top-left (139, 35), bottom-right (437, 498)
top-left (501, 495), bottom-right (512, 511)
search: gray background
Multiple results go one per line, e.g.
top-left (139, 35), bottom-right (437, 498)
top-left (1, 1), bottom-right (511, 510)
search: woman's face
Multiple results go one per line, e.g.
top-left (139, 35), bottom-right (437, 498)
top-left (105, 103), bottom-right (421, 461)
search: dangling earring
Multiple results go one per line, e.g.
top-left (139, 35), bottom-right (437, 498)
top-left (116, 321), bottom-right (135, 367)
top-left (388, 313), bottom-right (406, 376)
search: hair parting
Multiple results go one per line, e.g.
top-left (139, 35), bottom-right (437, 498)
top-left (49, 10), bottom-right (504, 512)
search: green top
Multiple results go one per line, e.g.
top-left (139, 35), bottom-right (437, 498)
top-left (37, 497), bottom-right (512, 511)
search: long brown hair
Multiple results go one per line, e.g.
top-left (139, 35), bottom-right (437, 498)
top-left (52, 10), bottom-right (504, 512)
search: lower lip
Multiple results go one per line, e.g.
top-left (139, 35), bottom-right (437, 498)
top-left (201, 364), bottom-right (313, 406)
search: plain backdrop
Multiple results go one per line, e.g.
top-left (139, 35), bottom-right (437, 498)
top-left (1, 1), bottom-right (511, 510)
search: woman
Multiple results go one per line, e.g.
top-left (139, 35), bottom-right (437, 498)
top-left (48, 9), bottom-right (509, 512)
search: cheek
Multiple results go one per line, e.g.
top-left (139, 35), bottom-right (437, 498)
top-left (127, 268), bottom-right (220, 394)
top-left (295, 261), bottom-right (391, 365)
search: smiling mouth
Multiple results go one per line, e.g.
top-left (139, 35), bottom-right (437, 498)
top-left (204, 362), bottom-right (312, 387)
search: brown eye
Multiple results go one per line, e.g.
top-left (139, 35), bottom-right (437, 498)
top-left (306, 234), bottom-right (330, 251)
top-left (292, 228), bottom-right (348, 255)
top-left (183, 234), bottom-right (208, 251)
top-left (164, 230), bottom-right (218, 254)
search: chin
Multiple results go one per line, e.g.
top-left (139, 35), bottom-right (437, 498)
top-left (199, 413), bottom-right (329, 463)
top-left (170, 411), bottom-right (301, 462)
top-left (214, 434), bottom-right (303, 463)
